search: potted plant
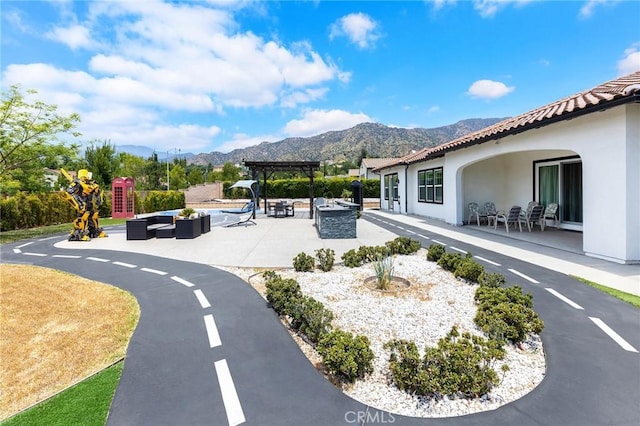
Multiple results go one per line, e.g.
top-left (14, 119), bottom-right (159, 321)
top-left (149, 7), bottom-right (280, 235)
top-left (179, 207), bottom-right (197, 219)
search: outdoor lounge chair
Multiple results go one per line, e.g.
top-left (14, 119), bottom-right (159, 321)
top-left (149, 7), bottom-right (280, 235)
top-left (494, 205), bottom-right (522, 232)
top-left (220, 201), bottom-right (254, 214)
top-left (541, 203), bottom-right (559, 230)
top-left (519, 204), bottom-right (544, 232)
top-left (223, 213), bottom-right (256, 227)
top-left (467, 202), bottom-right (486, 226)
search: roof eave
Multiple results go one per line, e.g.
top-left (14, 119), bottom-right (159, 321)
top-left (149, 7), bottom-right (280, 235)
top-left (406, 93), bottom-right (640, 164)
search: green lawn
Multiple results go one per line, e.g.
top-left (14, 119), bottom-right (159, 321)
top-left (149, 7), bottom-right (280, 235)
top-left (0, 219), bottom-right (126, 245)
top-left (572, 276), bottom-right (640, 309)
top-left (2, 362), bottom-right (123, 426)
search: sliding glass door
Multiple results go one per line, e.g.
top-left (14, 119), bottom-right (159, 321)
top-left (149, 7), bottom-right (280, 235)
top-left (536, 158), bottom-right (582, 230)
top-left (384, 173), bottom-right (398, 210)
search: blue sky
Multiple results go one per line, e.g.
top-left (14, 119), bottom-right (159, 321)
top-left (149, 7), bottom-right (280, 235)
top-left (2, 0), bottom-right (639, 155)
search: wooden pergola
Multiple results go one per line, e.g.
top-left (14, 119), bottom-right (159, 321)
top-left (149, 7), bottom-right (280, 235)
top-left (243, 160), bottom-right (321, 219)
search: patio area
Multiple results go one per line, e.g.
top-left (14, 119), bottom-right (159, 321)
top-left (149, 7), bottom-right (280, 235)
top-left (464, 222), bottom-right (583, 255)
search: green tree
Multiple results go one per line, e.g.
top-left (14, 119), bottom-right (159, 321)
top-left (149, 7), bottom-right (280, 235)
top-left (188, 167), bottom-right (204, 185)
top-left (169, 164), bottom-right (188, 189)
top-left (144, 152), bottom-right (164, 190)
top-left (0, 85), bottom-right (81, 195)
top-left (115, 152), bottom-right (147, 182)
top-left (84, 140), bottom-right (117, 187)
top-left (221, 162), bottom-right (240, 181)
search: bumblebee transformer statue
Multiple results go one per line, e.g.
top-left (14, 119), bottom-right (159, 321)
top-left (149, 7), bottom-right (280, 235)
top-left (61, 168), bottom-right (107, 241)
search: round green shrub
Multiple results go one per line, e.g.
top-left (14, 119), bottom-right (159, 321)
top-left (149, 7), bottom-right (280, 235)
top-left (478, 272), bottom-right (507, 288)
top-left (385, 237), bottom-right (421, 255)
top-left (293, 252), bottom-right (315, 272)
top-left (315, 248), bottom-right (335, 272)
top-left (453, 258), bottom-right (485, 283)
top-left (318, 329), bottom-right (374, 383)
top-left (265, 276), bottom-right (302, 316)
top-left (426, 244), bottom-right (446, 262)
top-left (341, 249), bottom-right (362, 268)
top-left (290, 296), bottom-right (334, 344)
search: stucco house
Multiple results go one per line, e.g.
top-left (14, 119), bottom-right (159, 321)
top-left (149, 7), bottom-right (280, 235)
top-left (375, 71), bottom-right (640, 264)
top-left (359, 158), bottom-right (397, 179)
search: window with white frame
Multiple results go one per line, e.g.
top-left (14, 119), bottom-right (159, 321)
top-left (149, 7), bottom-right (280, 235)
top-left (418, 167), bottom-right (443, 203)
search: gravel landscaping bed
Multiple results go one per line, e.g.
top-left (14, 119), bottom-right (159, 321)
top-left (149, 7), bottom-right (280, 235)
top-left (220, 248), bottom-right (546, 418)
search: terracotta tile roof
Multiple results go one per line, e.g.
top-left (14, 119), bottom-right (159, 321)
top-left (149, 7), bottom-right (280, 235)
top-left (361, 157), bottom-right (398, 169)
top-left (377, 71), bottom-right (640, 170)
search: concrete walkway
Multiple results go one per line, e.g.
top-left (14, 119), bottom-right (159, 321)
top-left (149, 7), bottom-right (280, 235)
top-left (55, 209), bottom-right (639, 296)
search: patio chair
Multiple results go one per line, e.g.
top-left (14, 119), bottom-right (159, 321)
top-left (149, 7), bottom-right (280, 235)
top-left (467, 202), bottom-right (485, 226)
top-left (314, 197), bottom-right (328, 208)
top-left (541, 203), bottom-right (559, 231)
top-left (274, 201), bottom-right (288, 218)
top-left (484, 202), bottom-right (498, 227)
top-left (519, 204), bottom-right (544, 232)
top-left (494, 205), bottom-right (522, 232)
top-left (519, 201), bottom-right (538, 220)
top-left (484, 202), bottom-right (497, 216)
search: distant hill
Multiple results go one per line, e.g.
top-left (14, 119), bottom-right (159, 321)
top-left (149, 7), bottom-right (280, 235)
top-left (116, 145), bottom-right (195, 162)
top-left (188, 118), bottom-right (505, 166)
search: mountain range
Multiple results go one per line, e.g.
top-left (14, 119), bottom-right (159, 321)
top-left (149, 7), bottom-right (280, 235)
top-left (118, 118), bottom-right (505, 166)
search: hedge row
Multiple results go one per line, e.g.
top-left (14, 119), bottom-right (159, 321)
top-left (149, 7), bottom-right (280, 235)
top-left (0, 190), bottom-right (185, 232)
top-left (246, 177), bottom-right (379, 199)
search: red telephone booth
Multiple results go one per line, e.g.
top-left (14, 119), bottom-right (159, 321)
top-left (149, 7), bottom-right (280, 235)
top-left (112, 177), bottom-right (135, 218)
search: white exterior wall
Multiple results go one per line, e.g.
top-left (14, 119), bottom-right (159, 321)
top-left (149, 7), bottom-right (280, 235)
top-left (379, 103), bottom-right (639, 263)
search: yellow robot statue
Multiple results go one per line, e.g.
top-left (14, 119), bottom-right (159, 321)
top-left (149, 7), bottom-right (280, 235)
top-left (60, 168), bottom-right (107, 241)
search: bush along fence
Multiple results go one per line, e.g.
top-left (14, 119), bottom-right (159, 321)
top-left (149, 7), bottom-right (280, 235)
top-left (0, 190), bottom-right (186, 232)
top-left (263, 238), bottom-right (544, 400)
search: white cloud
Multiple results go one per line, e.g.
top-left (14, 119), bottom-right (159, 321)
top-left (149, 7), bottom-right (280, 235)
top-left (46, 24), bottom-right (95, 50)
top-left (329, 13), bottom-right (382, 49)
top-left (427, 105), bottom-right (441, 113)
top-left (283, 109), bottom-right (372, 138)
top-left (280, 88), bottom-right (328, 109)
top-left (467, 79), bottom-right (515, 99)
top-left (472, 0), bottom-right (531, 18)
top-left (617, 44), bottom-right (640, 76)
top-left (431, 0), bottom-right (457, 11)
top-left (2, 1), bottom-right (351, 153)
top-left (579, 0), bottom-right (615, 19)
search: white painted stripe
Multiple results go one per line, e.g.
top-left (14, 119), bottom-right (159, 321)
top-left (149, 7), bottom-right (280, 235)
top-left (545, 288), bottom-right (584, 310)
top-left (113, 261), bottom-right (137, 268)
top-left (406, 230), bottom-right (417, 235)
top-left (589, 317), bottom-right (638, 353)
top-left (52, 254), bottom-right (83, 259)
top-left (171, 276), bottom-right (195, 287)
top-left (204, 314), bottom-right (222, 348)
top-left (417, 234), bottom-right (430, 240)
top-left (23, 252), bottom-right (47, 257)
top-left (140, 267), bottom-right (167, 276)
top-left (431, 239), bottom-right (446, 246)
top-left (13, 248), bottom-right (21, 254)
top-left (450, 246), bottom-right (467, 254)
top-left (87, 256), bottom-right (110, 263)
top-left (194, 289), bottom-right (211, 309)
top-left (397, 226), bottom-right (405, 231)
top-left (474, 256), bottom-right (501, 266)
top-left (508, 268), bottom-right (540, 284)
top-left (214, 359), bottom-right (246, 426)
top-left (16, 242), bottom-right (33, 249)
